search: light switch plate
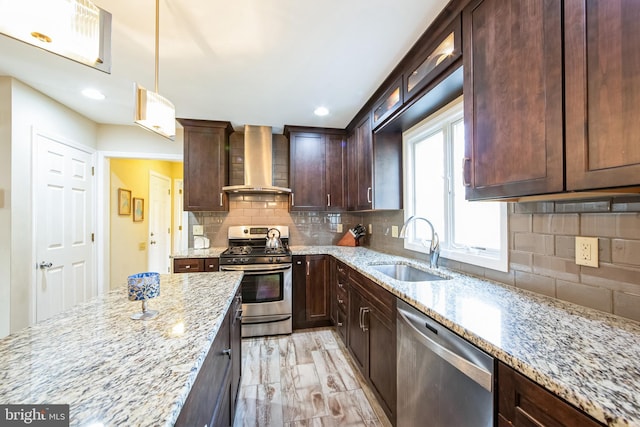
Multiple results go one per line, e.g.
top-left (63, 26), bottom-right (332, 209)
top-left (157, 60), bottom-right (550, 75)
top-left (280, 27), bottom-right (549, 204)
top-left (193, 225), bottom-right (204, 236)
top-left (337, 224), bottom-right (343, 233)
top-left (575, 236), bottom-right (598, 267)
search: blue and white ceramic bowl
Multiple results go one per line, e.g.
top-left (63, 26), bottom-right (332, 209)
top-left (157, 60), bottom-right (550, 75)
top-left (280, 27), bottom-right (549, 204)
top-left (127, 272), bottom-right (160, 301)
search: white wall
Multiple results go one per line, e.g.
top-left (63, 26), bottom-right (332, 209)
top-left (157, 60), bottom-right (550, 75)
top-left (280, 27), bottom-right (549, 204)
top-left (97, 124), bottom-right (183, 157)
top-left (0, 77), bottom-right (12, 338)
top-left (8, 78), bottom-right (97, 334)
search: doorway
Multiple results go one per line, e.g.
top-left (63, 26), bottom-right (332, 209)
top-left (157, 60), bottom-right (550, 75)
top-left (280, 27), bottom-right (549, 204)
top-left (148, 171), bottom-right (171, 273)
top-left (34, 132), bottom-right (96, 322)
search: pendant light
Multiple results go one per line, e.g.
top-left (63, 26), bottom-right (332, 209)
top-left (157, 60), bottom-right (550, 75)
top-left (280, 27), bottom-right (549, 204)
top-left (134, 0), bottom-right (176, 140)
top-left (0, 0), bottom-right (112, 73)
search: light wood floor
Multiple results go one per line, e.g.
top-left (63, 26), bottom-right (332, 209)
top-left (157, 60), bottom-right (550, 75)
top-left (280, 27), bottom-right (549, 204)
top-left (233, 327), bottom-right (392, 427)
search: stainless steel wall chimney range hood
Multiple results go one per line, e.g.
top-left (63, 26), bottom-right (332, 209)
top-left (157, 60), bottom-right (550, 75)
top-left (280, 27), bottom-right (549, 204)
top-left (222, 125), bottom-right (291, 194)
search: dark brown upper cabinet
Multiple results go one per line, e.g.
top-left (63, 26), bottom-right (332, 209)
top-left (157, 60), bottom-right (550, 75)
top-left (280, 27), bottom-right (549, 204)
top-left (372, 76), bottom-right (403, 129)
top-left (463, 0), bottom-right (564, 200)
top-left (404, 16), bottom-right (462, 104)
top-left (464, 0), bottom-right (640, 200)
top-left (178, 119), bottom-right (233, 211)
top-left (348, 116), bottom-right (374, 210)
top-left (285, 126), bottom-right (346, 211)
top-left (565, 0), bottom-right (640, 191)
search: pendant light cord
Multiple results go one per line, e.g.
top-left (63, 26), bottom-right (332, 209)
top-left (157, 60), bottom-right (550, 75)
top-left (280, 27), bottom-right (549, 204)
top-left (154, 0), bottom-right (159, 94)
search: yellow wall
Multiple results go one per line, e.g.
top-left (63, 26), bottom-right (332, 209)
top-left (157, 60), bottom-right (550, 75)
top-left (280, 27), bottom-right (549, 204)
top-left (110, 159), bottom-right (182, 289)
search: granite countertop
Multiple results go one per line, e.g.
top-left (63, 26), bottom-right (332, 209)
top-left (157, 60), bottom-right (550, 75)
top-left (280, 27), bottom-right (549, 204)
top-left (288, 245), bottom-right (640, 427)
top-left (0, 272), bottom-right (243, 427)
top-left (171, 247), bottom-right (227, 258)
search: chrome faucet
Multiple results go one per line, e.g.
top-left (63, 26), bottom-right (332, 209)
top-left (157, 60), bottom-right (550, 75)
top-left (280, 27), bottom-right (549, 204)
top-left (399, 216), bottom-right (440, 268)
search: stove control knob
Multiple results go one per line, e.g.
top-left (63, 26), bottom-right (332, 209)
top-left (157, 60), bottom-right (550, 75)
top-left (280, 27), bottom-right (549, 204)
top-left (269, 257), bottom-right (274, 263)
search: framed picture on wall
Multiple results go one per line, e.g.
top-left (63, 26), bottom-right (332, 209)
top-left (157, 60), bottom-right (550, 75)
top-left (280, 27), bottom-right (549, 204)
top-left (133, 198), bottom-right (144, 222)
top-left (118, 188), bottom-right (132, 215)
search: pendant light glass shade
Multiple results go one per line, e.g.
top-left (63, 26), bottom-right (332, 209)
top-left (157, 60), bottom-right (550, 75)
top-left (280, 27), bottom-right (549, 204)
top-left (133, 0), bottom-right (176, 141)
top-left (0, 0), bottom-right (112, 73)
top-left (135, 83), bottom-right (176, 140)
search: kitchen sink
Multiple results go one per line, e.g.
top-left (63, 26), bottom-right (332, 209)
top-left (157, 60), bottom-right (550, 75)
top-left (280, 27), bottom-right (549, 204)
top-left (369, 263), bottom-right (448, 282)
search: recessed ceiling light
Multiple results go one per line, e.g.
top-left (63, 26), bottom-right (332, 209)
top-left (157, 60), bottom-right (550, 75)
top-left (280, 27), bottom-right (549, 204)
top-left (314, 106), bottom-right (329, 117)
top-left (82, 88), bottom-right (105, 100)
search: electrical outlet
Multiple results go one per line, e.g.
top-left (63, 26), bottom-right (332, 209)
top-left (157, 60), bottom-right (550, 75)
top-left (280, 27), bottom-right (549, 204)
top-left (368, 224), bottom-right (373, 234)
top-left (337, 224), bottom-right (343, 233)
top-left (575, 236), bottom-right (598, 267)
top-left (193, 225), bottom-right (204, 236)
top-left (391, 225), bottom-right (399, 238)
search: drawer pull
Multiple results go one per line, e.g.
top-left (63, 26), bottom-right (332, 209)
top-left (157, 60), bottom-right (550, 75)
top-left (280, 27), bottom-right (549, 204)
top-left (338, 282), bottom-right (344, 289)
top-left (184, 265), bottom-right (191, 269)
top-left (337, 321), bottom-right (343, 327)
top-left (337, 297), bottom-right (344, 304)
top-left (222, 348), bottom-right (231, 359)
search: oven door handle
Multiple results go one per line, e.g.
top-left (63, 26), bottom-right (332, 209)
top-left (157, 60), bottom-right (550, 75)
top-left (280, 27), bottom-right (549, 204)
top-left (220, 264), bottom-right (292, 273)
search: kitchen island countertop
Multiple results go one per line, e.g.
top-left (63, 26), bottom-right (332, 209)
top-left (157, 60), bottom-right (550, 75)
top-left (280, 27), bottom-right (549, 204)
top-left (0, 272), bottom-right (243, 426)
top-left (288, 245), bottom-right (640, 427)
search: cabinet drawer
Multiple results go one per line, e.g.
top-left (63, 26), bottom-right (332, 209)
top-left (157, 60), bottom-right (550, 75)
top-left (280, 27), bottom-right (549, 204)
top-left (174, 258), bottom-right (204, 273)
top-left (349, 269), bottom-right (395, 321)
top-left (335, 306), bottom-right (347, 345)
top-left (204, 258), bottom-right (219, 272)
top-left (336, 282), bottom-right (348, 312)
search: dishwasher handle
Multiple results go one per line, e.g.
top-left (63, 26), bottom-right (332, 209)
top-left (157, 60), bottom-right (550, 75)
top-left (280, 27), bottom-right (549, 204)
top-left (397, 306), bottom-right (493, 392)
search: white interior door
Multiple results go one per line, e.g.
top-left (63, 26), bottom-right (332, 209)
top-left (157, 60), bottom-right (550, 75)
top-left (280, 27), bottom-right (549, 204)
top-left (35, 133), bottom-right (95, 323)
top-left (173, 179), bottom-right (188, 253)
top-left (149, 171), bottom-right (171, 273)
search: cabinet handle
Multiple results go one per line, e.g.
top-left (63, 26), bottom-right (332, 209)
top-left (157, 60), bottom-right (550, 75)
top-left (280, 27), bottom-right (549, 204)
top-left (184, 265), bottom-right (191, 269)
top-left (291, 193), bottom-right (295, 207)
top-left (327, 194), bottom-right (331, 207)
top-left (296, 260), bottom-right (303, 265)
top-left (337, 321), bottom-right (343, 327)
top-left (337, 297), bottom-right (344, 304)
top-left (219, 192), bottom-right (223, 206)
top-left (338, 282), bottom-right (344, 289)
top-left (208, 264), bottom-right (215, 269)
top-left (362, 307), bottom-right (370, 331)
top-left (337, 266), bottom-right (344, 273)
top-left (222, 348), bottom-right (231, 359)
top-left (462, 157), bottom-right (471, 187)
top-left (306, 261), bottom-right (310, 276)
top-left (367, 187), bottom-right (372, 203)
top-left (359, 307), bottom-right (363, 329)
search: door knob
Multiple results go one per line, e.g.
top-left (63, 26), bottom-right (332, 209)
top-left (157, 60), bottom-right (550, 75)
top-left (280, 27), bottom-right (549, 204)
top-left (39, 262), bottom-right (53, 269)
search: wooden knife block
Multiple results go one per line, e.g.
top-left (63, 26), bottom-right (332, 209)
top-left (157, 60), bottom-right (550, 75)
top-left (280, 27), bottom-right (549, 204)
top-left (337, 231), bottom-right (358, 247)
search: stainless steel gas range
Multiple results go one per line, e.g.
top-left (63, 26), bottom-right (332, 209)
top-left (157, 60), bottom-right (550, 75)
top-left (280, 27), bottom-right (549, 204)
top-left (219, 225), bottom-right (292, 338)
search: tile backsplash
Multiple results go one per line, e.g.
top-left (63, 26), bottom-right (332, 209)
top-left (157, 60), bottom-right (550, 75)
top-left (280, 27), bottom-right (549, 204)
top-left (362, 198), bottom-right (640, 322)
top-left (188, 194), bottom-right (363, 247)
top-left (188, 192), bottom-right (640, 323)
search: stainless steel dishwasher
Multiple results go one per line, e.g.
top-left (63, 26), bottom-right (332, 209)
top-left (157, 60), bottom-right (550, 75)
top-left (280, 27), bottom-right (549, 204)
top-left (397, 299), bottom-right (494, 427)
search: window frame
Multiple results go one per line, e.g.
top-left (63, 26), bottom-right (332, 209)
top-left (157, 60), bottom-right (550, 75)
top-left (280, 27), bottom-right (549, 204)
top-left (402, 96), bottom-right (509, 272)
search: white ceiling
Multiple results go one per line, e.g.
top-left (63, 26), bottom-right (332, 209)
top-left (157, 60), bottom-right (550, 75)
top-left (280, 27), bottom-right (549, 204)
top-left (0, 0), bottom-right (450, 133)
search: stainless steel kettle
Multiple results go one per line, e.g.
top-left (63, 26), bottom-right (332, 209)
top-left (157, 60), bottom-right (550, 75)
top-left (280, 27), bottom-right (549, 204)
top-left (265, 228), bottom-right (282, 249)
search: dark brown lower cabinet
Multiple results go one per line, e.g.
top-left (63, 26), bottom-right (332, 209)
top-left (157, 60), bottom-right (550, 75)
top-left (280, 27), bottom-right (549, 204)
top-left (173, 257), bottom-right (219, 273)
top-left (498, 362), bottom-right (604, 427)
top-left (346, 269), bottom-right (396, 424)
top-left (293, 255), bottom-right (331, 329)
top-left (176, 288), bottom-right (241, 427)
